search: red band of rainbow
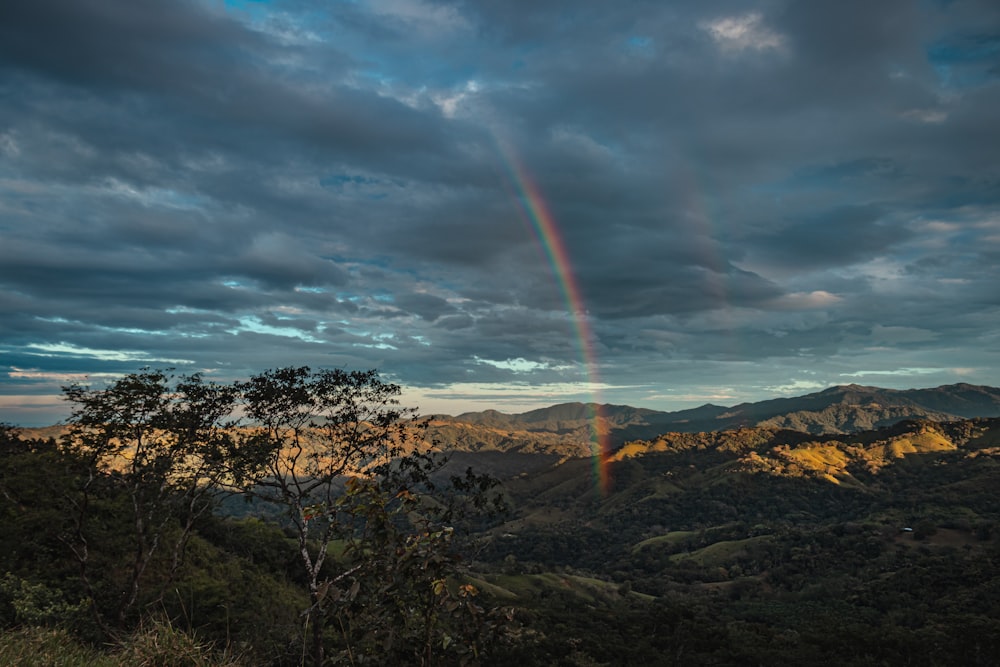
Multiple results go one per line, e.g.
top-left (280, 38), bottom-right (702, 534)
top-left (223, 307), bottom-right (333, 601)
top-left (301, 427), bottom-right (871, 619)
top-left (495, 141), bottom-right (612, 495)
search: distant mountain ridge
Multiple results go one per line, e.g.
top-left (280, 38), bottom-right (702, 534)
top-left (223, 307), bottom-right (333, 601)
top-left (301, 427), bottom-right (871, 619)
top-left (20, 383), bottom-right (1000, 462)
top-left (454, 402), bottom-right (663, 431)
top-left (430, 383), bottom-right (1000, 454)
top-left (671, 382), bottom-right (1000, 434)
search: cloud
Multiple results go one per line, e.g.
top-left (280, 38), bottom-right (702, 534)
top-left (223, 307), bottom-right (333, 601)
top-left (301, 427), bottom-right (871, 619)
top-left (750, 205), bottom-right (910, 270)
top-left (841, 367), bottom-right (941, 378)
top-left (770, 291), bottom-right (843, 310)
top-left (762, 379), bottom-right (827, 395)
top-left (2, 0), bottom-right (1000, 425)
top-left (367, 0), bottom-right (471, 35)
top-left (25, 342), bottom-right (194, 365)
top-left (701, 12), bottom-right (786, 53)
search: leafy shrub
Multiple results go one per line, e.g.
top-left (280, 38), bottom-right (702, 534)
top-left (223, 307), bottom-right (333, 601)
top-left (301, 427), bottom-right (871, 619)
top-left (0, 574), bottom-right (86, 628)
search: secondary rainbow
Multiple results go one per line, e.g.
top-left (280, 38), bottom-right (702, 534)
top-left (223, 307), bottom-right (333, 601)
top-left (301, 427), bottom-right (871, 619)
top-left (495, 142), bottom-right (612, 495)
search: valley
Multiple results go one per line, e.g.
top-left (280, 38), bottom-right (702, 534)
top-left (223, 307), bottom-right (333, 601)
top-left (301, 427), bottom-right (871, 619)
top-left (4, 382), bottom-right (1000, 665)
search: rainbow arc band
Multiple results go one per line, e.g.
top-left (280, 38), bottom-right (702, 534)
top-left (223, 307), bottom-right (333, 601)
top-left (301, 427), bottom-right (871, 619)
top-left (496, 143), bottom-right (612, 495)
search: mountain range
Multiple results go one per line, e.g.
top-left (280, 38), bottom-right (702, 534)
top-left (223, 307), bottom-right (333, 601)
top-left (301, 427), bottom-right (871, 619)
top-left (426, 383), bottom-right (1000, 460)
top-left (19, 382), bottom-right (1000, 467)
top-left (10, 383), bottom-right (1000, 664)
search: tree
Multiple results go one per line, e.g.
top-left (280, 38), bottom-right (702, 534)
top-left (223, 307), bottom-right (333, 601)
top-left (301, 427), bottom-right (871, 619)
top-left (62, 369), bottom-right (240, 631)
top-left (328, 465), bottom-right (510, 665)
top-left (237, 367), bottom-right (508, 666)
top-left (0, 425), bottom-right (91, 630)
top-left (57, 366), bottom-right (508, 663)
top-left (236, 367), bottom-right (422, 666)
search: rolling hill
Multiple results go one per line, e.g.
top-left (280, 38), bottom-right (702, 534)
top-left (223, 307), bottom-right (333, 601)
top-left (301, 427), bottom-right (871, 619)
top-left (9, 387), bottom-right (1000, 665)
top-left (467, 414), bottom-right (1000, 665)
top-left (427, 383), bottom-right (1000, 458)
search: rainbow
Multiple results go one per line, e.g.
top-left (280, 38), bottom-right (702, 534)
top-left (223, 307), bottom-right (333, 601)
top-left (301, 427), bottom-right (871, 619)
top-left (494, 142), bottom-right (613, 495)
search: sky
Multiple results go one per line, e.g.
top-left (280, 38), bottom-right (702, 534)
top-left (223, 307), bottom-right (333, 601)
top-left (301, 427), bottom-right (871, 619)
top-left (2, 0), bottom-right (1000, 426)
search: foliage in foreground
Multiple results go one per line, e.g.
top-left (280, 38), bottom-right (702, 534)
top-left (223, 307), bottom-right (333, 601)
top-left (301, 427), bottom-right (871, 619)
top-left (5, 390), bottom-right (1000, 665)
top-left (0, 621), bottom-right (244, 667)
top-left (0, 626), bottom-right (119, 667)
top-left (0, 367), bottom-right (509, 666)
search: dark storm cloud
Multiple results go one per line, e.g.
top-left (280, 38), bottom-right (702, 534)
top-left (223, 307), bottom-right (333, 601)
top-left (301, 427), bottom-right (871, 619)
top-left (753, 205), bottom-right (912, 269)
top-left (0, 0), bottom-right (260, 91)
top-left (0, 0), bottom-right (471, 187)
top-left (393, 292), bottom-right (456, 321)
top-left (3, 0), bottom-right (1000, 424)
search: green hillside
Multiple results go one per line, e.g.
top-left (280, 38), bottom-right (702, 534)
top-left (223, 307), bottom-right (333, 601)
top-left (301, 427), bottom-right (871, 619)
top-left (472, 417), bottom-right (1000, 664)
top-left (6, 414), bottom-right (1000, 665)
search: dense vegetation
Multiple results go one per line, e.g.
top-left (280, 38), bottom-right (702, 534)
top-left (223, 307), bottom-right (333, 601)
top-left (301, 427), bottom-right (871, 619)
top-left (474, 418), bottom-right (1000, 665)
top-left (3, 375), bottom-right (1000, 665)
top-left (0, 369), bottom-right (508, 666)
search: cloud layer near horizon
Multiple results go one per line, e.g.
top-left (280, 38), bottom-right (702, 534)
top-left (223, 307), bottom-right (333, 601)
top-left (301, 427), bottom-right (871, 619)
top-left (2, 0), bottom-right (999, 424)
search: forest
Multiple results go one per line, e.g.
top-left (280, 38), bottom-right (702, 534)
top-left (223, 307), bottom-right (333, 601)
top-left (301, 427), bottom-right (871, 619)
top-left (2, 369), bottom-right (1000, 665)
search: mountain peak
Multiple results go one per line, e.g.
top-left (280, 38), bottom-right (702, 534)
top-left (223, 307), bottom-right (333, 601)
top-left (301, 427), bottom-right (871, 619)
top-left (436, 382), bottom-right (1000, 445)
top-left (821, 383), bottom-right (879, 394)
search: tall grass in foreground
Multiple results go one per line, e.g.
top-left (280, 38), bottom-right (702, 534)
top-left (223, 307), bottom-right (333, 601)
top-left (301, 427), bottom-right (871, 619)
top-left (0, 627), bottom-right (117, 667)
top-left (0, 622), bottom-right (245, 667)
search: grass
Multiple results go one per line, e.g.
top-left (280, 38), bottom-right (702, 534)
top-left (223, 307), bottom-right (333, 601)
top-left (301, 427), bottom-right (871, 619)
top-left (0, 627), bottom-right (118, 667)
top-left (464, 575), bottom-right (520, 601)
top-left (632, 530), bottom-right (697, 553)
top-left (632, 523), bottom-right (748, 554)
top-left (0, 622), bottom-right (246, 667)
top-left (784, 445), bottom-right (849, 470)
top-left (116, 619), bottom-right (245, 667)
top-left (882, 431), bottom-right (955, 459)
top-left (669, 536), bottom-right (774, 567)
top-left (485, 572), bottom-right (626, 604)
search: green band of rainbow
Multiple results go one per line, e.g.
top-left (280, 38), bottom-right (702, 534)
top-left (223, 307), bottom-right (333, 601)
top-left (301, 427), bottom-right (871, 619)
top-left (495, 141), bottom-right (612, 495)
